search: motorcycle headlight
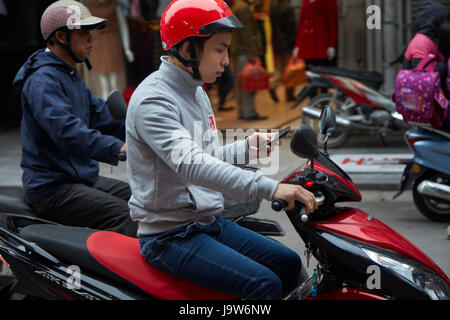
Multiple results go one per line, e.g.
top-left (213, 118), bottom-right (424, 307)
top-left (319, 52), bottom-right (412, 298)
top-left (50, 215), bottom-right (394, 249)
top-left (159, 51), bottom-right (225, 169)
top-left (362, 248), bottom-right (450, 300)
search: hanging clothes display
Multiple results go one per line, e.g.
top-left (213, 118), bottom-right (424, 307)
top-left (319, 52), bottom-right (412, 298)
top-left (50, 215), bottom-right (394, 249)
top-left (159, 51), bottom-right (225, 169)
top-left (89, 0), bottom-right (126, 74)
top-left (79, 0), bottom-right (134, 99)
top-left (294, 0), bottom-right (338, 61)
top-left (254, 8), bottom-right (274, 74)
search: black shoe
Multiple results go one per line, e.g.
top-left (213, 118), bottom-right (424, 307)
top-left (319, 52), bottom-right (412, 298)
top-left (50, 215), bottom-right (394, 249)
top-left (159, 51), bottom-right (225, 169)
top-left (286, 89), bottom-right (296, 102)
top-left (269, 89), bottom-right (279, 103)
top-left (286, 87), bottom-right (296, 101)
top-left (243, 114), bottom-right (268, 121)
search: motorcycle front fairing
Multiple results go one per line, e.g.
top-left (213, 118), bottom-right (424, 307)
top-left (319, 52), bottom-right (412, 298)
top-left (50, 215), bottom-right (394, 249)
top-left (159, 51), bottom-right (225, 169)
top-left (282, 151), bottom-right (361, 206)
top-left (282, 151), bottom-right (450, 298)
top-left (299, 223), bottom-right (450, 299)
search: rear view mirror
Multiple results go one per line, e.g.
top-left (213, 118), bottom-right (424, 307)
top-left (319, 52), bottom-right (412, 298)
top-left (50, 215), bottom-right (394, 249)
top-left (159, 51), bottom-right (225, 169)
top-left (290, 124), bottom-right (319, 159)
top-left (319, 105), bottom-right (336, 136)
top-left (106, 90), bottom-right (127, 121)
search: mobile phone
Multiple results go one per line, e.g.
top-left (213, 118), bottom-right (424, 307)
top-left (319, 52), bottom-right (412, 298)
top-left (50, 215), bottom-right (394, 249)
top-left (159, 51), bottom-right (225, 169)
top-left (259, 126), bottom-right (290, 149)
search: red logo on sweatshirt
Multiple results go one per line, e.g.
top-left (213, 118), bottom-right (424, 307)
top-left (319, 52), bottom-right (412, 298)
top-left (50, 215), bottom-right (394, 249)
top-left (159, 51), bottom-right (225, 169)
top-left (209, 116), bottom-right (216, 131)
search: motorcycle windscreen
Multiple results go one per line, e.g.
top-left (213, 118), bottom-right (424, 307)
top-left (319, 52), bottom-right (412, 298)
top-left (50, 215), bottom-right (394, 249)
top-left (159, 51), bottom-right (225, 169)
top-left (309, 152), bottom-right (362, 202)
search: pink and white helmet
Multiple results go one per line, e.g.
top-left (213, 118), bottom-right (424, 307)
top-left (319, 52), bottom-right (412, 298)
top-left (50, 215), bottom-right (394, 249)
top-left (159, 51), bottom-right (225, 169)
top-left (40, 0), bottom-right (106, 40)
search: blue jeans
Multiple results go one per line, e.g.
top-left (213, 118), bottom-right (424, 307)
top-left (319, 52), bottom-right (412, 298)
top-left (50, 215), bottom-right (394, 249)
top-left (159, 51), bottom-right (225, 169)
top-left (139, 216), bottom-right (303, 300)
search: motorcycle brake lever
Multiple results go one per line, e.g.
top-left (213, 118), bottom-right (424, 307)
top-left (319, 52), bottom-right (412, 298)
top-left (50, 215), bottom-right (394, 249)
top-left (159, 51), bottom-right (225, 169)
top-left (300, 192), bottom-right (326, 222)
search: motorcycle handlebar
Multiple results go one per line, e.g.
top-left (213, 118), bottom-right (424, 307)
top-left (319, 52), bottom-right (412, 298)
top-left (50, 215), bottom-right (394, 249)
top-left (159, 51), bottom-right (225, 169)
top-left (271, 193), bottom-right (326, 223)
top-left (118, 152), bottom-right (127, 161)
top-left (271, 199), bottom-right (288, 212)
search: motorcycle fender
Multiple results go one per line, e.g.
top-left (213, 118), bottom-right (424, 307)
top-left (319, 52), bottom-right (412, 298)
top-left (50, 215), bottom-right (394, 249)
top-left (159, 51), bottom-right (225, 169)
top-left (393, 160), bottom-right (427, 199)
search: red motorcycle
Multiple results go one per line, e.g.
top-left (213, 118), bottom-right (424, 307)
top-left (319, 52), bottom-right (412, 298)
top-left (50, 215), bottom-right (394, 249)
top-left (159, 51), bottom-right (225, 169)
top-left (292, 65), bottom-right (408, 148)
top-left (0, 107), bottom-right (448, 300)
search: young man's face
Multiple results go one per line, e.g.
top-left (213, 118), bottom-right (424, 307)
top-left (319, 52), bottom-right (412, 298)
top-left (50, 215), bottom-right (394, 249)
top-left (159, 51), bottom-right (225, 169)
top-left (70, 29), bottom-right (94, 61)
top-left (198, 32), bottom-right (231, 84)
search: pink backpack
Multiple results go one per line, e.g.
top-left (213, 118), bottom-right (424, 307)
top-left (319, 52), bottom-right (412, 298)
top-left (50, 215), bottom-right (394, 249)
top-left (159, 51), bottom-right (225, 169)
top-left (393, 54), bottom-right (448, 128)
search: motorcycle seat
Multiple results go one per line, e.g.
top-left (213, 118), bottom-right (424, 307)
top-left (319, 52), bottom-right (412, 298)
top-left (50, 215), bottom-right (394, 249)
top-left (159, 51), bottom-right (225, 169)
top-left (307, 65), bottom-right (384, 89)
top-left (19, 224), bottom-right (236, 300)
top-left (0, 186), bottom-right (35, 216)
top-left (415, 124), bottom-right (450, 140)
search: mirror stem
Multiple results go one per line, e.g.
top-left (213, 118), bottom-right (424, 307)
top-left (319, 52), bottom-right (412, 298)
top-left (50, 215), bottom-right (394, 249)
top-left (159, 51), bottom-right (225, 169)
top-left (323, 135), bottom-right (329, 157)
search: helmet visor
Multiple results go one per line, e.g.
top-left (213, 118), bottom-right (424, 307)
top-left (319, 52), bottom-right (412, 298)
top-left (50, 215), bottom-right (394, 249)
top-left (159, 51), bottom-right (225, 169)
top-left (199, 15), bottom-right (244, 35)
top-left (78, 19), bottom-right (107, 31)
top-left (69, 15), bottom-right (106, 31)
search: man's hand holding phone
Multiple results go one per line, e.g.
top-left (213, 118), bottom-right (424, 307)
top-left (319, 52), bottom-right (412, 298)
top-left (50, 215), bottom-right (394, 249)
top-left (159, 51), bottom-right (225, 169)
top-left (247, 126), bottom-right (290, 159)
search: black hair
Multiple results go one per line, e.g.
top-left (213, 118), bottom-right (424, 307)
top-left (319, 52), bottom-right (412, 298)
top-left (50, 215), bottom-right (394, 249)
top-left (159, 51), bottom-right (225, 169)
top-left (46, 27), bottom-right (69, 47)
top-left (438, 22), bottom-right (450, 58)
top-left (168, 35), bottom-right (214, 57)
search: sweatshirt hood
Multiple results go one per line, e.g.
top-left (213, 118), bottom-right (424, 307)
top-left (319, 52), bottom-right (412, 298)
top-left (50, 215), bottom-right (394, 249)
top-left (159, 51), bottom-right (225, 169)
top-left (13, 48), bottom-right (74, 91)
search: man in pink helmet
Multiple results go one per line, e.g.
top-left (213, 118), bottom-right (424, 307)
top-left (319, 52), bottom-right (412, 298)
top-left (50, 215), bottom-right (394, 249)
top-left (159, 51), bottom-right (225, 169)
top-left (13, 0), bottom-right (137, 237)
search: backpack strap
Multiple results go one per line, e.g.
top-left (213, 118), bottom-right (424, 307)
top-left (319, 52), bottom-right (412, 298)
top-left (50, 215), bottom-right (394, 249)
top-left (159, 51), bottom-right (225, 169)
top-left (416, 54), bottom-right (437, 71)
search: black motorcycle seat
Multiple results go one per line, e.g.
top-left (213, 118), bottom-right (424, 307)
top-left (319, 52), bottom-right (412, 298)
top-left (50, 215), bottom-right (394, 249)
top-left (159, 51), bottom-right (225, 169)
top-left (0, 186), bottom-right (35, 216)
top-left (18, 224), bottom-right (236, 299)
top-left (308, 65), bottom-right (384, 89)
top-left (18, 224), bottom-right (142, 292)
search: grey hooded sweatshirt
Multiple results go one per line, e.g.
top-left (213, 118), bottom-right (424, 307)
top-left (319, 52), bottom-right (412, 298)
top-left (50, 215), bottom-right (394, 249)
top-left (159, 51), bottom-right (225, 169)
top-left (126, 57), bottom-right (279, 236)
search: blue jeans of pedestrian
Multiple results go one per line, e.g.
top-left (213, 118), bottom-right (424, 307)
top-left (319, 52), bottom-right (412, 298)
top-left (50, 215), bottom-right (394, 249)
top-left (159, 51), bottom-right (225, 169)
top-left (139, 215), bottom-right (303, 300)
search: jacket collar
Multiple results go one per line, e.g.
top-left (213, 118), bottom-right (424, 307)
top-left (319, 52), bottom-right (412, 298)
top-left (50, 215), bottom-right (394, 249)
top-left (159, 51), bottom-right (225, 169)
top-left (159, 56), bottom-right (204, 94)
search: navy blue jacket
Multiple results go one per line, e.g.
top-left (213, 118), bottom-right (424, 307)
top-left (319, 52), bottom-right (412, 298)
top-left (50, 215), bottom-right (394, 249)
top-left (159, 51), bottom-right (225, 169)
top-left (13, 49), bottom-right (125, 203)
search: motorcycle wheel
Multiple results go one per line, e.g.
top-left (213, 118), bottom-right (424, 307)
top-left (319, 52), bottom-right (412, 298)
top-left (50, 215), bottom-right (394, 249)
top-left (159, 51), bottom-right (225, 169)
top-left (301, 93), bottom-right (351, 148)
top-left (412, 172), bottom-right (450, 222)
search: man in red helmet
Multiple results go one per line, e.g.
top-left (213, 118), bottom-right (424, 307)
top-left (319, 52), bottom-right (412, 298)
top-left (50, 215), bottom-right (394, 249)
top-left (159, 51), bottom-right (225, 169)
top-left (127, 0), bottom-right (317, 299)
top-left (13, 0), bottom-right (137, 237)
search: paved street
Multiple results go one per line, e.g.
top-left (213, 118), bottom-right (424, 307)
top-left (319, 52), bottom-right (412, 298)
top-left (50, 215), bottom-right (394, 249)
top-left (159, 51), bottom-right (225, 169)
top-left (0, 127), bottom-right (448, 280)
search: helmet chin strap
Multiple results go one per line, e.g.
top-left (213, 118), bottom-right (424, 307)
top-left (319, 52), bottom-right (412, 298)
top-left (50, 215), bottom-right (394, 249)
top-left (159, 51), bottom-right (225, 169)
top-left (53, 30), bottom-right (92, 70)
top-left (169, 39), bottom-right (202, 80)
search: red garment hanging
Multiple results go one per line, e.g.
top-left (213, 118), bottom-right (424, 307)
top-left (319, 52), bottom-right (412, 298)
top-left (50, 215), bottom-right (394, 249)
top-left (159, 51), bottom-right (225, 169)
top-left (294, 0), bottom-right (337, 60)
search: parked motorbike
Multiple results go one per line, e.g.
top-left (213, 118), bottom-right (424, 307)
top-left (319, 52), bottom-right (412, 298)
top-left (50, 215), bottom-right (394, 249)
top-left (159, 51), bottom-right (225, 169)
top-left (394, 125), bottom-right (450, 222)
top-left (292, 65), bottom-right (407, 148)
top-left (0, 106), bottom-right (448, 300)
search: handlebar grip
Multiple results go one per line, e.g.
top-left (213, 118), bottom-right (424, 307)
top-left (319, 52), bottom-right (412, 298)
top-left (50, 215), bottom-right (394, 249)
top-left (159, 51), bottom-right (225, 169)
top-left (272, 199), bottom-right (309, 222)
top-left (118, 152), bottom-right (127, 161)
top-left (271, 199), bottom-right (288, 212)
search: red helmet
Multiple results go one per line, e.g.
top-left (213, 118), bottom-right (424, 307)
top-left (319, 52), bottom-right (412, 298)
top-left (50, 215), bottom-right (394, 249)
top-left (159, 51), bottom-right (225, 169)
top-left (160, 0), bottom-right (243, 50)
